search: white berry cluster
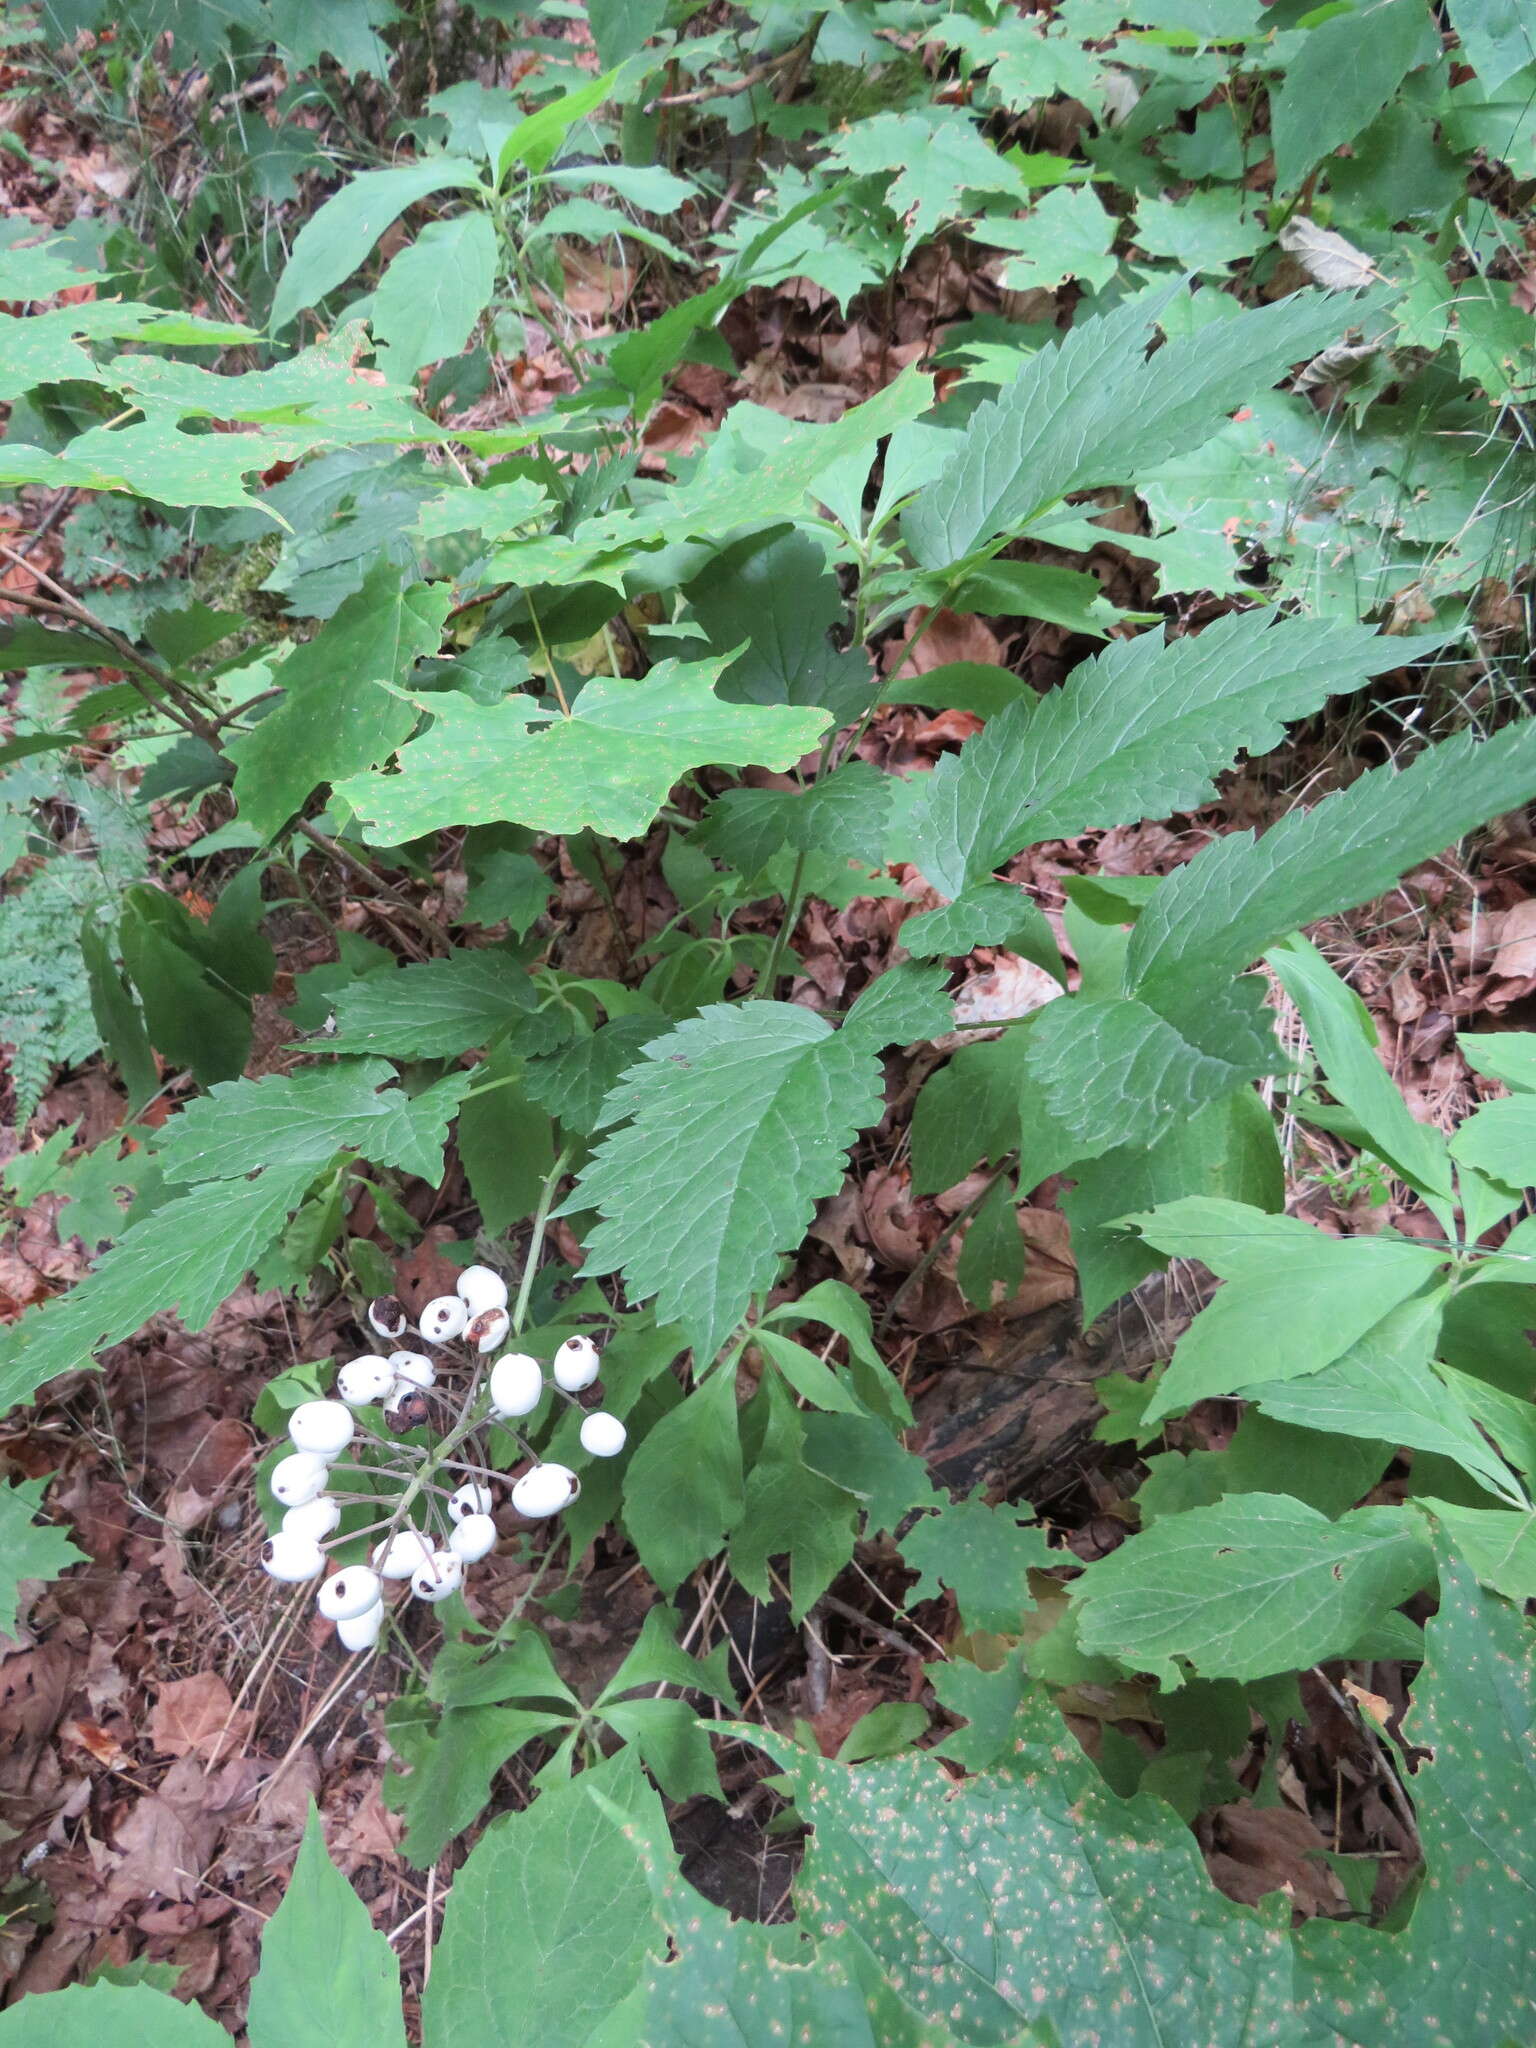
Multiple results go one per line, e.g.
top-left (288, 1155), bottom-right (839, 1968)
top-left (259, 1262), bottom-right (626, 1654)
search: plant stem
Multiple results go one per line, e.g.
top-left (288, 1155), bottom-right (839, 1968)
top-left (754, 847), bottom-right (807, 999)
top-left (512, 1145), bottom-right (574, 1336)
top-left (876, 1155), bottom-right (1016, 1338)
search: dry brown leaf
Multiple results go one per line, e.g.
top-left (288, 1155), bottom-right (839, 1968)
top-left (1492, 898), bottom-right (1536, 979)
top-left (150, 1673), bottom-right (252, 1762)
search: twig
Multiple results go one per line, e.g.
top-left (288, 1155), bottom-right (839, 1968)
top-left (645, 26), bottom-right (819, 112)
top-left (292, 819), bottom-right (446, 952)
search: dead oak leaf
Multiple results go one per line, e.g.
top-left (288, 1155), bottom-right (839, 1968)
top-left (150, 1672), bottom-right (252, 1762)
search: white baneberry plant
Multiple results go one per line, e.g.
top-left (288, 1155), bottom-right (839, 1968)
top-left (259, 1261), bottom-right (626, 1656)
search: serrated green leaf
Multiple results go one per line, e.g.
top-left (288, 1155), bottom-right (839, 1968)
top-left (322, 949), bottom-right (536, 1058)
top-left (522, 1014), bottom-right (667, 1135)
top-left (826, 108), bottom-right (1027, 251)
top-left (270, 158), bottom-right (487, 332)
top-left (572, 1004), bottom-right (888, 1361)
top-left (384, 1697), bottom-right (572, 1868)
top-left (900, 882), bottom-right (1065, 984)
top-left (622, 1365), bottom-right (744, 1594)
top-left (1125, 1198), bottom-right (1446, 1422)
top-left (425, 1748), bottom-right (661, 2048)
top-left (904, 286), bottom-right (1365, 568)
top-left (0, 1162), bottom-right (316, 1416)
top-left (156, 1059), bottom-right (457, 1184)
top-left (904, 612), bottom-right (1409, 898)
top-left (337, 657), bottom-right (829, 846)
top-left (228, 562), bottom-right (450, 839)
top-left (0, 1477), bottom-right (85, 1640)
top-left (1073, 1495), bottom-right (1433, 1687)
top-left (899, 1495), bottom-right (1051, 1635)
top-left (247, 1805), bottom-right (405, 2048)
top-left (840, 963), bottom-right (955, 1052)
top-left (976, 182), bottom-right (1118, 293)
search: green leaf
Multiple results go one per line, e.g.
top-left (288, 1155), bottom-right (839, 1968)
top-left (900, 882), bottom-right (1066, 986)
top-left (1446, 0), bottom-right (1534, 92)
top-left (1123, 1198), bottom-right (1446, 1423)
top-left (976, 182), bottom-right (1118, 293)
top-left (522, 1014), bottom-right (667, 1136)
top-left (801, 1413), bottom-right (942, 1533)
top-left (621, 1366), bottom-right (745, 1594)
top-left (424, 1748), bottom-right (661, 2048)
top-left (1450, 1095), bottom-right (1536, 1190)
top-left (899, 1495), bottom-right (1052, 1635)
top-left (0, 1477), bottom-right (85, 1640)
top-left (683, 525), bottom-right (873, 725)
top-left (228, 563), bottom-right (451, 839)
top-left (323, 949), bottom-right (536, 1058)
top-left (600, 1695), bottom-right (722, 1804)
top-left (336, 656), bottom-right (829, 846)
top-left (1460, 1030), bottom-right (1536, 1093)
top-left (695, 762), bottom-right (889, 884)
top-left (585, 0), bottom-right (668, 66)
top-left (119, 887), bottom-right (253, 1088)
top-left (384, 1697), bottom-right (572, 1867)
top-left (1062, 1086), bottom-right (1284, 1325)
top-left (1241, 1295), bottom-right (1527, 1507)
top-left (755, 1330), bottom-right (867, 1415)
top-left (156, 1059), bottom-right (463, 1185)
top-left (270, 158), bottom-right (487, 332)
top-left (457, 1049), bottom-right (556, 1230)
top-left (247, 1805), bottom-right (405, 2048)
top-left (81, 915), bottom-right (158, 1113)
top-left (600, 1602), bottom-right (737, 1707)
top-left (729, 1377), bottom-right (860, 1618)
top-left (826, 108), bottom-right (1027, 251)
top-left (372, 212), bottom-right (497, 379)
top-left (1270, 934), bottom-right (1455, 1214)
top-left (495, 67), bottom-right (622, 181)
top-left (1294, 1549), bottom-right (1536, 2041)
top-left (1072, 1495), bottom-right (1434, 1687)
top-left (1271, 0), bottom-right (1441, 194)
top-left (841, 963), bottom-right (955, 1052)
top-left (1132, 188), bottom-right (1267, 274)
top-left (0, 1163), bottom-right (315, 1417)
top-left (0, 1983), bottom-right (229, 2046)
top-left (753, 1693), bottom-right (1298, 2044)
top-left (572, 1003), bottom-right (888, 1362)
top-left (904, 285), bottom-right (1365, 568)
top-left (1415, 1500), bottom-right (1536, 1600)
top-left (1128, 723), bottom-right (1536, 1055)
top-left (954, 1171), bottom-right (1025, 1310)
top-left (904, 612), bottom-right (1411, 899)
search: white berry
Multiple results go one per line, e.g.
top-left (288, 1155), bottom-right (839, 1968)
top-left (448, 1513), bottom-right (498, 1563)
top-left (367, 1296), bottom-right (409, 1340)
top-left (336, 1354), bottom-right (393, 1406)
top-left (579, 1411), bottom-right (627, 1459)
top-left (336, 1601), bottom-right (384, 1652)
top-left (282, 1496), bottom-right (341, 1542)
top-left (410, 1550), bottom-right (465, 1603)
top-left (287, 1398), bottom-right (355, 1460)
top-left (373, 1527), bottom-right (435, 1580)
top-left (317, 1566), bottom-right (383, 1620)
top-left (489, 1353), bottom-right (543, 1418)
top-left (553, 1335), bottom-right (601, 1391)
top-left (270, 1451), bottom-right (331, 1507)
top-left (261, 1530), bottom-right (325, 1582)
top-left (511, 1462), bottom-right (579, 1519)
top-left (420, 1295), bottom-right (469, 1343)
top-left (388, 1351), bottom-right (437, 1390)
top-left (448, 1482), bottom-right (492, 1523)
top-left (457, 1264), bottom-right (509, 1316)
top-left (467, 1306), bottom-right (510, 1354)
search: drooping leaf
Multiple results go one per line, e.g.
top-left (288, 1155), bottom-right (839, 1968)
top-left (424, 1749), bottom-right (661, 2048)
top-left (336, 657), bottom-right (829, 846)
top-left (621, 1365), bottom-right (745, 1594)
top-left (0, 1478), bottom-right (86, 1640)
top-left (1122, 1198), bottom-right (1447, 1422)
top-left (270, 158), bottom-right (487, 331)
top-left (903, 612), bottom-right (1416, 899)
top-left (684, 525), bottom-right (874, 725)
top-left (371, 212), bottom-right (497, 378)
top-left (571, 1004), bottom-right (889, 1361)
top-left (903, 286), bottom-right (1364, 568)
top-left (247, 1806), bottom-right (405, 2048)
top-left (1071, 1494), bottom-right (1434, 1687)
top-left (228, 562), bottom-right (451, 839)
